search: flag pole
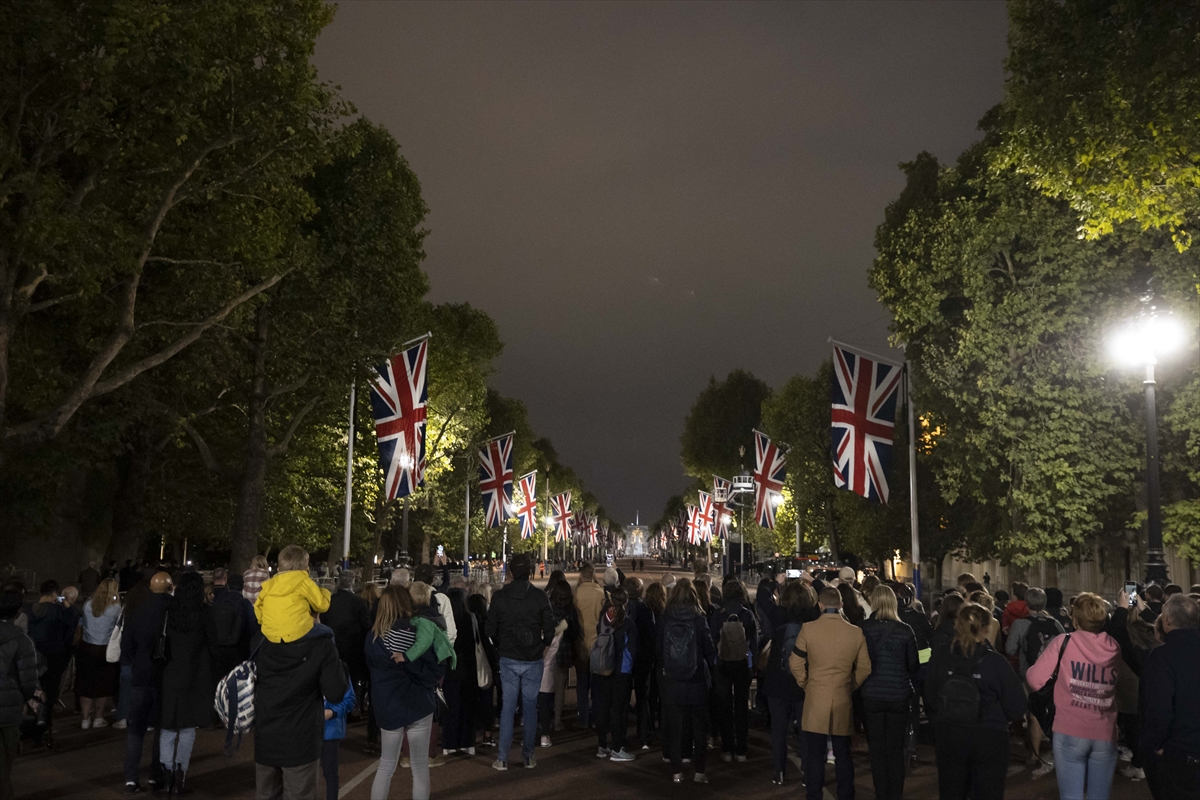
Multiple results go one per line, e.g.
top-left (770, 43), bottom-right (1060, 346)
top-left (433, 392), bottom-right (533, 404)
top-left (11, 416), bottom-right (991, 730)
top-left (906, 362), bottom-right (922, 602)
top-left (464, 463), bottom-right (471, 579)
top-left (341, 379), bottom-right (356, 567)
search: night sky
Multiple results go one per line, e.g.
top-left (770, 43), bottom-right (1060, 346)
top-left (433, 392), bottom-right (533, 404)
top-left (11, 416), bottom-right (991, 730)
top-left (313, 2), bottom-right (1009, 524)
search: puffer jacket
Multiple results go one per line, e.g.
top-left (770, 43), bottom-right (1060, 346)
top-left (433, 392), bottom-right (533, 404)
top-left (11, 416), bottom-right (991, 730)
top-left (859, 617), bottom-right (919, 701)
top-left (0, 620), bottom-right (41, 727)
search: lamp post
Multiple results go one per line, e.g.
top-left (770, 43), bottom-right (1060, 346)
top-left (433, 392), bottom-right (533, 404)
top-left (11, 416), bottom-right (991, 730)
top-left (1110, 311), bottom-right (1188, 585)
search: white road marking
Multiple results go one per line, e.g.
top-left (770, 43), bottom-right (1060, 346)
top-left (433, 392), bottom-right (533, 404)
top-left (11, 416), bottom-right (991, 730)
top-left (338, 759), bottom-right (379, 798)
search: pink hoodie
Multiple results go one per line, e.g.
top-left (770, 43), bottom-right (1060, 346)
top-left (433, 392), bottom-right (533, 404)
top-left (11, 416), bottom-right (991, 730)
top-left (1026, 630), bottom-right (1120, 741)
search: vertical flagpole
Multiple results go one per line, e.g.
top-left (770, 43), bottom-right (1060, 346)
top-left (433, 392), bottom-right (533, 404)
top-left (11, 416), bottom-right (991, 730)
top-left (341, 380), bottom-right (356, 566)
top-left (464, 463), bottom-right (471, 579)
top-left (906, 363), bottom-right (922, 602)
top-left (542, 477), bottom-right (550, 565)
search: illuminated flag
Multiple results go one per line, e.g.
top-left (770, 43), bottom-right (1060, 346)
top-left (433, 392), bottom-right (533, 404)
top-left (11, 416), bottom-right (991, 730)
top-left (832, 343), bottom-right (903, 503)
top-left (753, 430), bottom-right (787, 529)
top-left (551, 492), bottom-right (572, 543)
top-left (712, 476), bottom-right (732, 539)
top-left (370, 339), bottom-right (428, 500)
top-left (515, 472), bottom-right (537, 539)
top-left (698, 491), bottom-right (715, 542)
top-left (686, 505), bottom-right (703, 545)
top-left (478, 433), bottom-right (514, 529)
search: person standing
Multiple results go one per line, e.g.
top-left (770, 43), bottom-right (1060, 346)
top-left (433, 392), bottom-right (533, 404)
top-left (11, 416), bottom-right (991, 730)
top-left (157, 572), bottom-right (216, 794)
top-left (592, 587), bottom-right (638, 762)
top-left (242, 555), bottom-right (271, 604)
top-left (1, 590), bottom-right (41, 800)
top-left (926, 603), bottom-right (1027, 800)
top-left (1005, 586), bottom-right (1064, 777)
top-left (1027, 592), bottom-right (1121, 800)
top-left (709, 579), bottom-right (756, 763)
top-left (859, 585), bottom-right (918, 800)
top-left (442, 585), bottom-right (479, 754)
top-left (76, 578), bottom-right (121, 729)
top-left (1139, 593), bottom-right (1200, 800)
top-left (121, 572), bottom-right (172, 793)
top-left (789, 586), bottom-right (873, 800)
top-left (624, 578), bottom-right (655, 750)
top-left (765, 580), bottom-right (819, 787)
top-left (25, 580), bottom-right (75, 746)
top-left (657, 579), bottom-right (716, 784)
top-left (573, 563), bottom-right (605, 728)
top-left (321, 675), bottom-right (356, 800)
top-left (321, 573), bottom-right (370, 712)
top-left (486, 553), bottom-right (555, 771)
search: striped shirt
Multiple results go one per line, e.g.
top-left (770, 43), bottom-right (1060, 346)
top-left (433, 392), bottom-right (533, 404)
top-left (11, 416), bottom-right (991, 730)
top-left (383, 627), bottom-right (416, 654)
top-left (243, 568), bottom-right (270, 603)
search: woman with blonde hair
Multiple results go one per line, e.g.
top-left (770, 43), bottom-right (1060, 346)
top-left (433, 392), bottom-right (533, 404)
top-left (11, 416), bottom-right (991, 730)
top-left (968, 590), bottom-right (1001, 646)
top-left (77, 577), bottom-right (122, 727)
top-left (926, 603), bottom-right (1026, 800)
top-left (859, 585), bottom-right (918, 799)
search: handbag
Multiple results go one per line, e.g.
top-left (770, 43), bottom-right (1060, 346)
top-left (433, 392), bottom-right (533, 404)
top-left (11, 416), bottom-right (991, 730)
top-left (105, 614), bottom-right (124, 663)
top-left (150, 610), bottom-right (170, 665)
top-left (1027, 633), bottom-right (1069, 734)
top-left (472, 616), bottom-right (492, 690)
top-left (433, 686), bottom-right (449, 723)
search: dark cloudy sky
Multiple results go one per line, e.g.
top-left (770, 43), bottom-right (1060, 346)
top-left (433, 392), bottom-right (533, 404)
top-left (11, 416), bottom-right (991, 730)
top-left (314, 1), bottom-right (1009, 525)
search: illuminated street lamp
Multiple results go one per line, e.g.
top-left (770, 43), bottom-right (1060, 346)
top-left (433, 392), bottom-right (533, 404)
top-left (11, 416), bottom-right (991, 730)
top-left (1109, 311), bottom-right (1189, 584)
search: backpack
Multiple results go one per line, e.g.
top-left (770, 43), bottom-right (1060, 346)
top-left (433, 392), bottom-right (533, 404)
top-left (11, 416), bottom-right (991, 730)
top-left (777, 622), bottom-right (803, 676)
top-left (213, 642), bottom-right (262, 755)
top-left (718, 613), bottom-right (748, 662)
top-left (590, 616), bottom-right (616, 676)
top-left (1023, 616), bottom-right (1060, 671)
top-left (937, 648), bottom-right (984, 724)
top-left (662, 614), bottom-right (698, 681)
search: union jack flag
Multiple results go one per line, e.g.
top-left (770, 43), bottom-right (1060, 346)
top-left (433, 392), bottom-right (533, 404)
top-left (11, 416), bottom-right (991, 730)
top-left (551, 492), bottom-right (572, 543)
top-left (370, 339), bottom-right (428, 501)
top-left (587, 514), bottom-right (599, 547)
top-left (753, 430), bottom-right (787, 529)
top-left (686, 505), bottom-right (703, 545)
top-left (478, 433), bottom-right (514, 528)
top-left (515, 472), bottom-right (537, 539)
top-left (698, 491), bottom-right (715, 542)
top-left (574, 509), bottom-right (587, 543)
top-left (712, 476), bottom-right (732, 539)
top-left (832, 344), bottom-right (903, 503)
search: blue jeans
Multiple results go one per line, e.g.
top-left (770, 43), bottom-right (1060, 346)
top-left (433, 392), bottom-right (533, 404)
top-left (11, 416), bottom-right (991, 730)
top-left (1053, 733), bottom-right (1118, 800)
top-left (160, 727), bottom-right (196, 771)
top-left (498, 658), bottom-right (543, 762)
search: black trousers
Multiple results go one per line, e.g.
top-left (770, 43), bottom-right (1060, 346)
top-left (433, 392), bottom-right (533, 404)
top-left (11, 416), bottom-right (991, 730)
top-left (663, 701), bottom-right (708, 774)
top-left (123, 687), bottom-right (164, 786)
top-left (441, 678), bottom-right (475, 750)
top-left (805, 732), bottom-right (854, 800)
top-left (39, 652), bottom-right (70, 736)
top-left (933, 721), bottom-right (1009, 800)
top-left (713, 660), bottom-right (751, 755)
top-left (1145, 750), bottom-right (1200, 800)
top-left (767, 696), bottom-right (804, 778)
top-left (864, 695), bottom-right (910, 800)
top-left (320, 739), bottom-right (339, 800)
top-left (593, 673), bottom-right (632, 751)
top-left (631, 665), bottom-right (652, 746)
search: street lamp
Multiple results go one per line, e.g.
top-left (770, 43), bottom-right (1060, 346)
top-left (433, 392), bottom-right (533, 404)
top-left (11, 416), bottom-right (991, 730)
top-left (1109, 311), bottom-right (1189, 585)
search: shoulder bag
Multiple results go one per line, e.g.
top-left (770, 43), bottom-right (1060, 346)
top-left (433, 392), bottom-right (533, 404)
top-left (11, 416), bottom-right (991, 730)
top-left (1027, 633), bottom-right (1070, 734)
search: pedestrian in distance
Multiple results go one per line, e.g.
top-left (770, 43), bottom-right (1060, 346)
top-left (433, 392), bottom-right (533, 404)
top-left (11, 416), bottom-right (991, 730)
top-left (926, 603), bottom-right (1027, 800)
top-left (592, 586), bottom-right (638, 762)
top-left (485, 553), bottom-right (555, 772)
top-left (859, 585), bottom-right (919, 800)
top-left (657, 578), bottom-right (717, 785)
top-left (1138, 593), bottom-right (1200, 800)
top-left (1026, 591), bottom-right (1121, 800)
top-left (789, 586), bottom-right (872, 800)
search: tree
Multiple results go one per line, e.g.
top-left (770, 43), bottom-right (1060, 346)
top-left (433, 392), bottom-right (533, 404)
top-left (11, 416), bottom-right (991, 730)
top-left (680, 370), bottom-right (770, 481)
top-left (1000, 0), bottom-right (1200, 248)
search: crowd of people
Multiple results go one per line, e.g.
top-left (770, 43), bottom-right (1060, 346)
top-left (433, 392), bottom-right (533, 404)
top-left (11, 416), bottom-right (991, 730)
top-left (1, 550), bottom-right (1199, 800)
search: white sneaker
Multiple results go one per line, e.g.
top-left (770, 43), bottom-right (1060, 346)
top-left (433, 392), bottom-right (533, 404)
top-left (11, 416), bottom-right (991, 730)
top-left (735, 754), bottom-right (747, 763)
top-left (81, 719), bottom-right (91, 730)
top-left (596, 747), bottom-right (611, 759)
top-left (92, 718), bottom-right (108, 728)
top-left (112, 719), bottom-right (127, 730)
top-left (1118, 746), bottom-right (1133, 762)
top-left (1119, 765), bottom-right (1145, 780)
top-left (1032, 761), bottom-right (1055, 779)
top-left (721, 752), bottom-right (732, 763)
top-left (610, 748), bottom-right (635, 762)
top-left (540, 736), bottom-right (552, 748)
top-left (466, 747), bottom-right (476, 756)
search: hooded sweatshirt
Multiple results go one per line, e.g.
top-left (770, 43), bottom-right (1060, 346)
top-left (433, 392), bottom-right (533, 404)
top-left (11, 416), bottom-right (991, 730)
top-left (1026, 630), bottom-right (1120, 742)
top-left (254, 570), bottom-right (331, 644)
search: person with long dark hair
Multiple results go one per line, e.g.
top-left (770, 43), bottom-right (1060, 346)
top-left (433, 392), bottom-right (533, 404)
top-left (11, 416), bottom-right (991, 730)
top-left (538, 579), bottom-right (575, 748)
top-left (592, 587), bottom-right (638, 762)
top-left (765, 580), bottom-right (819, 786)
top-left (157, 571), bottom-right (216, 793)
top-left (926, 603), bottom-right (1026, 800)
top-left (657, 579), bottom-right (716, 784)
top-left (442, 585), bottom-right (478, 755)
top-left (643, 582), bottom-right (667, 737)
top-left (467, 592), bottom-right (497, 748)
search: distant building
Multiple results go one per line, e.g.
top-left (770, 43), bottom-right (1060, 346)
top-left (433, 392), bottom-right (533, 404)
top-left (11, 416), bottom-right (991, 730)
top-left (625, 524), bottom-right (648, 556)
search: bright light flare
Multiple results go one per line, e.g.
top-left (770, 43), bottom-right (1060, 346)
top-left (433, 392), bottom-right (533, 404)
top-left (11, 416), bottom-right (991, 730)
top-left (771, 493), bottom-right (785, 507)
top-left (1109, 314), bottom-right (1188, 366)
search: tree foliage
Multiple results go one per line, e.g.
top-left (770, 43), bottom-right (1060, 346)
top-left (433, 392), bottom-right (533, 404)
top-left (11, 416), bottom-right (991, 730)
top-left (679, 370), bottom-right (770, 481)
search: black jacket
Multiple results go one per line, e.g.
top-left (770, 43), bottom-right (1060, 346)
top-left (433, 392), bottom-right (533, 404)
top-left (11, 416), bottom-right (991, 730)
top-left (26, 602), bottom-right (74, 657)
top-left (1139, 627), bottom-right (1200, 758)
top-left (925, 641), bottom-right (1026, 733)
top-left (762, 603), bottom-right (820, 701)
top-left (323, 589), bottom-right (370, 670)
top-left (210, 588), bottom-right (252, 677)
top-left (446, 589), bottom-right (477, 683)
top-left (899, 607), bottom-right (933, 651)
top-left (860, 618), bottom-right (919, 701)
top-left (708, 601), bottom-right (759, 665)
top-left (628, 598), bottom-right (656, 672)
top-left (656, 605), bottom-right (716, 706)
top-left (485, 579), bottom-right (555, 662)
top-left (160, 605), bottom-right (216, 729)
top-left (121, 593), bottom-right (169, 688)
top-left (253, 627), bottom-right (346, 768)
top-left (0, 621), bottom-right (40, 727)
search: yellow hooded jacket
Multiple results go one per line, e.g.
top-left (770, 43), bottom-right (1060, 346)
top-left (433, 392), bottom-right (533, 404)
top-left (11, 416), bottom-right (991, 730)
top-left (254, 570), bottom-right (332, 643)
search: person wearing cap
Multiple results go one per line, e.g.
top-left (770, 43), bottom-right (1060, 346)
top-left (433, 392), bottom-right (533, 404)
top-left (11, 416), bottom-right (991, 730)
top-left (121, 572), bottom-right (173, 793)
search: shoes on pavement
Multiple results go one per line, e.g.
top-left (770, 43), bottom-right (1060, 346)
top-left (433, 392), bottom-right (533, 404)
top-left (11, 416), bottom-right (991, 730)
top-left (124, 782), bottom-right (142, 794)
top-left (694, 773), bottom-right (709, 784)
top-left (443, 749), bottom-right (453, 756)
top-left (540, 736), bottom-right (552, 748)
top-left (641, 744), bottom-right (650, 751)
top-left (721, 752), bottom-right (732, 763)
top-left (1119, 765), bottom-right (1145, 780)
top-left (1118, 746), bottom-right (1133, 762)
top-left (596, 747), bottom-right (611, 759)
top-left (525, 755), bottom-right (537, 769)
top-left (93, 717), bottom-right (108, 728)
top-left (466, 747), bottom-right (476, 756)
top-left (81, 719), bottom-right (92, 729)
top-left (1032, 760), bottom-right (1055, 779)
top-left (610, 748), bottom-right (635, 762)
top-left (428, 755), bottom-right (445, 768)
top-left (672, 774), bottom-right (682, 784)
top-left (491, 759), bottom-right (508, 771)
top-left (735, 754), bottom-right (747, 763)
top-left (400, 757), bottom-right (410, 769)
top-left (771, 772), bottom-right (784, 786)
top-left (113, 719), bottom-right (128, 730)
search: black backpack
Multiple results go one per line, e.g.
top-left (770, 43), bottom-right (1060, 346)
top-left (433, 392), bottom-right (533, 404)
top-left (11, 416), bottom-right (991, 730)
top-left (938, 648), bottom-right (984, 724)
top-left (1023, 616), bottom-right (1060, 670)
top-left (662, 613), bottom-right (698, 681)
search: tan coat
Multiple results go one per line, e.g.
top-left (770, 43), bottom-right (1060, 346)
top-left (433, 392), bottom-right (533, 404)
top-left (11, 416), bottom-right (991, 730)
top-left (574, 580), bottom-right (606, 654)
top-left (788, 612), bottom-right (872, 736)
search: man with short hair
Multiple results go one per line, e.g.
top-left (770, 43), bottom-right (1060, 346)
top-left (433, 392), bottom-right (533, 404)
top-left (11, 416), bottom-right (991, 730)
top-left (390, 568), bottom-right (411, 588)
top-left (25, 580), bottom-right (74, 746)
top-left (574, 563), bottom-right (605, 727)
top-left (1140, 594), bottom-right (1200, 800)
top-left (211, 567), bottom-right (229, 596)
top-left (790, 586), bottom-right (871, 800)
top-left (322, 572), bottom-right (370, 710)
top-left (1006, 586), bottom-right (1063, 777)
top-left (486, 553), bottom-right (555, 771)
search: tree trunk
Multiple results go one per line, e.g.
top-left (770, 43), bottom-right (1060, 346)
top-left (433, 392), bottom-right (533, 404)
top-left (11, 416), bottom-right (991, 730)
top-left (229, 306), bottom-right (270, 573)
top-left (105, 428), bottom-right (155, 565)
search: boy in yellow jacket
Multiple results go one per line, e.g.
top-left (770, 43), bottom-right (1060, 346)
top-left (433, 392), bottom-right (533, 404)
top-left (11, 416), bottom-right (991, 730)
top-left (254, 544), bottom-right (332, 643)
